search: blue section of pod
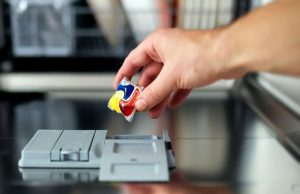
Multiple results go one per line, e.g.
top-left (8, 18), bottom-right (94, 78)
top-left (117, 83), bottom-right (135, 100)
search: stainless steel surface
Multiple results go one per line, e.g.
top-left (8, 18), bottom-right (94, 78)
top-left (239, 75), bottom-right (300, 157)
top-left (0, 89), bottom-right (299, 194)
top-left (251, 0), bottom-right (273, 9)
top-left (258, 73), bottom-right (300, 116)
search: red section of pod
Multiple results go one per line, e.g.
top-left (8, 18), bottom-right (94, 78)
top-left (119, 88), bottom-right (141, 116)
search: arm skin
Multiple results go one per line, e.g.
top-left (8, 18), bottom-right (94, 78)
top-left (114, 0), bottom-right (300, 119)
top-left (221, 0), bottom-right (300, 77)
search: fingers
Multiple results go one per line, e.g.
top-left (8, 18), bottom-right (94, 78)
top-left (136, 62), bottom-right (168, 118)
top-left (148, 93), bottom-right (171, 119)
top-left (137, 62), bottom-right (163, 87)
top-left (168, 89), bottom-right (192, 108)
top-left (114, 34), bottom-right (159, 89)
top-left (114, 28), bottom-right (185, 116)
top-left (135, 64), bottom-right (176, 112)
top-left (114, 48), bottom-right (151, 89)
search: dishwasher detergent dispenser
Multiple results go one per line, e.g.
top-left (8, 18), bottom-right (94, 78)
top-left (18, 129), bottom-right (175, 182)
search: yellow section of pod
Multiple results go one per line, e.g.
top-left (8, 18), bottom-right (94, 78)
top-left (108, 90), bottom-right (124, 113)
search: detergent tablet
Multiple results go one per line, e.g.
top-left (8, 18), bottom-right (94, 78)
top-left (108, 78), bottom-right (143, 122)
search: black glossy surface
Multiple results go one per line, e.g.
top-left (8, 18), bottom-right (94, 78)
top-left (0, 91), bottom-right (299, 194)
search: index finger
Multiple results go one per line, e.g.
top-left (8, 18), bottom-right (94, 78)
top-left (114, 35), bottom-right (158, 89)
top-left (114, 49), bottom-right (151, 89)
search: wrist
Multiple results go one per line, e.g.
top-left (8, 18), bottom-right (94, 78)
top-left (211, 26), bottom-right (250, 80)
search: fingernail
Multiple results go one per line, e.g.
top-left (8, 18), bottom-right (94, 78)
top-left (135, 98), bottom-right (148, 111)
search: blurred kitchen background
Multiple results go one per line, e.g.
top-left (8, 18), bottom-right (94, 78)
top-left (0, 0), bottom-right (300, 194)
top-left (0, 0), bottom-right (276, 92)
top-left (0, 0), bottom-right (267, 71)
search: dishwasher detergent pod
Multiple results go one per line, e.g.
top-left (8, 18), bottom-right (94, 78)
top-left (108, 78), bottom-right (143, 122)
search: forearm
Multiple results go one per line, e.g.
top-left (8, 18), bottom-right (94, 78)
top-left (219, 0), bottom-right (300, 77)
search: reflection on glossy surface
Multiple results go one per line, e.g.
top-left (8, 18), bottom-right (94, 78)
top-left (121, 172), bottom-right (233, 194)
top-left (0, 91), bottom-right (299, 194)
top-left (20, 168), bottom-right (99, 182)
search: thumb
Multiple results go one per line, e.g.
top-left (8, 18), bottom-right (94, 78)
top-left (135, 66), bottom-right (175, 111)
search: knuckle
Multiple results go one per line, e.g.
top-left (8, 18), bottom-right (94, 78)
top-left (176, 75), bottom-right (194, 89)
top-left (176, 76), bottom-right (188, 89)
top-left (127, 48), bottom-right (138, 59)
top-left (144, 86), bottom-right (163, 106)
top-left (153, 28), bottom-right (172, 39)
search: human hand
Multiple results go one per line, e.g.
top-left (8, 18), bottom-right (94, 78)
top-left (114, 0), bottom-right (300, 119)
top-left (114, 28), bottom-right (243, 118)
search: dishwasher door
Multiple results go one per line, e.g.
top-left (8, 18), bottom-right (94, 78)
top-left (0, 86), bottom-right (299, 194)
